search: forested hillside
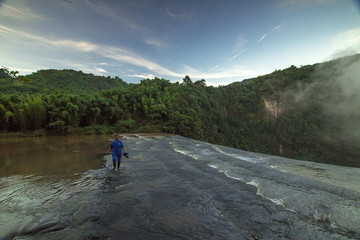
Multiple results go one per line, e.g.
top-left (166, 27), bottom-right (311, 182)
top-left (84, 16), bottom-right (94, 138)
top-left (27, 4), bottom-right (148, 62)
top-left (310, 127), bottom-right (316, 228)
top-left (0, 69), bottom-right (127, 94)
top-left (1, 54), bottom-right (359, 167)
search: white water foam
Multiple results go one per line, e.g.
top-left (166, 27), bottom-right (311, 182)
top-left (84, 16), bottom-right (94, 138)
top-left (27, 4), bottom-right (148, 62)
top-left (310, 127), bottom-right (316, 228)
top-left (236, 176), bottom-right (287, 208)
top-left (173, 138), bottom-right (360, 230)
top-left (208, 163), bottom-right (288, 209)
top-left (174, 148), bottom-right (201, 160)
top-left (206, 146), bottom-right (287, 207)
top-left (170, 142), bottom-right (201, 160)
top-left (212, 146), bottom-right (263, 164)
top-left (208, 164), bottom-right (218, 169)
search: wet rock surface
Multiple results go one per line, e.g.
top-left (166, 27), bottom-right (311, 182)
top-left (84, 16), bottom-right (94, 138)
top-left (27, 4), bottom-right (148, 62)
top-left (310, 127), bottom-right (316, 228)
top-left (1, 135), bottom-right (359, 239)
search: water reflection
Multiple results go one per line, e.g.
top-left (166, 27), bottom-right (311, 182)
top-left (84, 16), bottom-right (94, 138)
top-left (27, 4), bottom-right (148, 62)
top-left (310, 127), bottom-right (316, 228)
top-left (0, 135), bottom-right (110, 177)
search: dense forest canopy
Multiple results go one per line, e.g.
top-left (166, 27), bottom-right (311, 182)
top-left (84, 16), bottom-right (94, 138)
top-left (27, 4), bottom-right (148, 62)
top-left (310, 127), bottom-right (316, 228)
top-left (0, 68), bottom-right (127, 94)
top-left (1, 54), bottom-right (359, 167)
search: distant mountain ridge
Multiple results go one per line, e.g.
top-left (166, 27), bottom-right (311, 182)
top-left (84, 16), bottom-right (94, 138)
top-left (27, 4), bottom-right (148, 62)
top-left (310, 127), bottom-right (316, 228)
top-left (0, 69), bottom-right (127, 94)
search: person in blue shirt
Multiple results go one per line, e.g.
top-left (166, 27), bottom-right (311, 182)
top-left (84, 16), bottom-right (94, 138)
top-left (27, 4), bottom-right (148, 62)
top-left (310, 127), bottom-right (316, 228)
top-left (107, 134), bottom-right (125, 170)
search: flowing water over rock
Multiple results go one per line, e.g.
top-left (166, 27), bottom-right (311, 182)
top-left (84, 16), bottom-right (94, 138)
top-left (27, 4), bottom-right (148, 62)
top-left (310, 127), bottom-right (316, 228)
top-left (0, 135), bottom-right (359, 239)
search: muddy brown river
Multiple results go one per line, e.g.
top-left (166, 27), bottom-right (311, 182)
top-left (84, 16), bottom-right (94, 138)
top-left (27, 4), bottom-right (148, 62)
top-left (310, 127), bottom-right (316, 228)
top-left (0, 135), bottom-right (109, 177)
top-left (1, 134), bottom-right (359, 239)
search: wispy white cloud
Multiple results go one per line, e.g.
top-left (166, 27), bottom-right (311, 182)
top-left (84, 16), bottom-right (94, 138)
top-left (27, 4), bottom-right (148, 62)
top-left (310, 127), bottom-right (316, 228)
top-left (84, 1), bottom-right (169, 49)
top-left (0, 24), bottom-right (98, 52)
top-left (145, 38), bottom-right (169, 48)
top-left (330, 27), bottom-right (360, 58)
top-left (209, 65), bottom-right (220, 72)
top-left (0, 28), bottom-right (7, 34)
top-left (164, 7), bottom-right (195, 21)
top-left (45, 59), bottom-right (110, 76)
top-left (276, 0), bottom-right (331, 10)
top-left (0, 2), bottom-right (44, 20)
top-left (1, 3), bottom-right (23, 14)
top-left (0, 25), bottom-right (258, 85)
top-left (183, 65), bottom-right (199, 74)
top-left (0, 24), bottom-right (180, 77)
top-left (54, 40), bottom-right (98, 52)
top-left (205, 35), bottom-right (248, 79)
top-left (128, 73), bottom-right (156, 79)
top-left (95, 67), bottom-right (107, 74)
top-left (4, 65), bottom-right (40, 75)
top-left (257, 34), bottom-right (266, 43)
top-left (161, 5), bottom-right (197, 24)
top-left (257, 23), bottom-right (284, 43)
top-left (165, 8), bottom-right (184, 20)
top-left (102, 47), bottom-right (182, 77)
top-left (130, 62), bottom-right (256, 86)
top-left (227, 49), bottom-right (247, 62)
top-left (234, 34), bottom-right (248, 50)
top-left (198, 66), bottom-right (255, 80)
top-left (84, 0), bottom-right (147, 33)
top-left (174, 63), bottom-right (257, 86)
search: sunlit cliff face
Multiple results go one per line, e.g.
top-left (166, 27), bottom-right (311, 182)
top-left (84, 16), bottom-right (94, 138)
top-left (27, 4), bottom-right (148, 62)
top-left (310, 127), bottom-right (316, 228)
top-left (264, 99), bottom-right (281, 118)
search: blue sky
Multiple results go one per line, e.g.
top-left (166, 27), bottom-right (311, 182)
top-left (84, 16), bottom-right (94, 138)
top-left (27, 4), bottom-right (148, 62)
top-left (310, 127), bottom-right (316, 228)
top-left (0, 0), bottom-right (359, 85)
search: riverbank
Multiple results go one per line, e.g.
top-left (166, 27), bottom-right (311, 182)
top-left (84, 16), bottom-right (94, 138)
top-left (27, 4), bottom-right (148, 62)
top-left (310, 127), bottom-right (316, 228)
top-left (0, 126), bottom-right (115, 138)
top-left (0, 127), bottom-right (171, 138)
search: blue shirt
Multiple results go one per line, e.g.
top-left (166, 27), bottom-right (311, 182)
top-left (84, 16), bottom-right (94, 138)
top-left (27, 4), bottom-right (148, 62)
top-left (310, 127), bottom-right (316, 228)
top-left (110, 140), bottom-right (123, 155)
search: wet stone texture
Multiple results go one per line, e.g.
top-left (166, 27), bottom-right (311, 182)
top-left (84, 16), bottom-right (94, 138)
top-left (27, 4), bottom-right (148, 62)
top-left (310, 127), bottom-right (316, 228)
top-left (1, 135), bottom-right (359, 240)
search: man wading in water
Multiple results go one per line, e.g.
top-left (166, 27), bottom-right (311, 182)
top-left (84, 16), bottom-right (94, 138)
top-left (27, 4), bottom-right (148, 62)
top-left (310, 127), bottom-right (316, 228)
top-left (107, 134), bottom-right (126, 170)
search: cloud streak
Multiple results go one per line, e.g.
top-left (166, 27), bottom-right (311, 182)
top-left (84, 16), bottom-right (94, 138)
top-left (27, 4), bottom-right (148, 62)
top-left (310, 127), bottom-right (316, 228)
top-left (164, 7), bottom-right (196, 22)
top-left (0, 24), bottom-right (181, 77)
top-left (276, 0), bottom-right (331, 11)
top-left (0, 24), bottom-right (98, 52)
top-left (145, 38), bottom-right (169, 49)
top-left (0, 25), bottom-right (257, 85)
top-left (83, 1), bottom-right (169, 49)
top-left (0, 2), bottom-right (43, 20)
top-left (84, 0), bottom-right (145, 33)
top-left (165, 8), bottom-right (187, 20)
top-left (209, 65), bottom-right (220, 72)
top-left (227, 49), bottom-right (246, 62)
top-left (47, 59), bottom-right (109, 76)
top-left (257, 23), bottom-right (283, 43)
